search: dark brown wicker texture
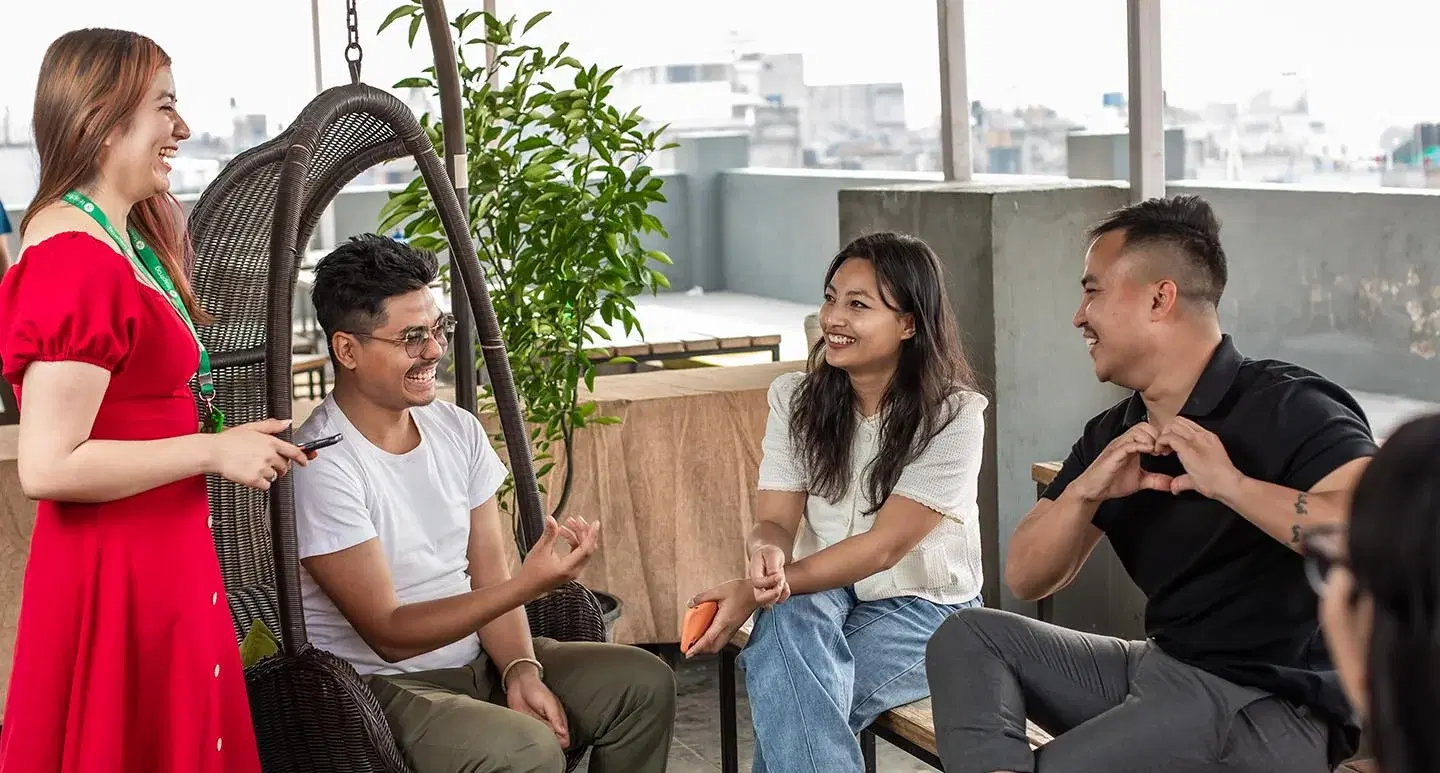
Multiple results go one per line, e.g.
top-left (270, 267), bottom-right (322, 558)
top-left (188, 80), bottom-right (604, 772)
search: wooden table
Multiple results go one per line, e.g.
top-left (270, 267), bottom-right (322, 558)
top-left (544, 360), bottom-right (805, 644)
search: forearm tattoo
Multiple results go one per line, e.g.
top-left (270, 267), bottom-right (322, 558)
top-left (1290, 493), bottom-right (1309, 544)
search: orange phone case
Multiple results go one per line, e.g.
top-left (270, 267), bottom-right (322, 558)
top-left (681, 600), bottom-right (719, 652)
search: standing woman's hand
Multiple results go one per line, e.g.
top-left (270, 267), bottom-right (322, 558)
top-left (209, 419), bottom-right (309, 490)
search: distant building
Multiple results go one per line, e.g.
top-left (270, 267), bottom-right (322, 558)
top-left (805, 83), bottom-right (906, 151)
top-left (231, 113), bottom-right (269, 154)
top-left (0, 145), bottom-right (39, 208)
top-left (611, 60), bottom-right (746, 132)
top-left (748, 104), bottom-right (802, 168)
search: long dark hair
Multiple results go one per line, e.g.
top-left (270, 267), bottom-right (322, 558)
top-left (790, 232), bottom-right (977, 514)
top-left (1348, 413), bottom-right (1440, 773)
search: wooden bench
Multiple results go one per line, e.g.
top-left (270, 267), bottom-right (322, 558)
top-left (292, 353), bottom-right (330, 400)
top-left (588, 333), bottom-right (782, 370)
top-left (718, 623), bottom-right (1053, 773)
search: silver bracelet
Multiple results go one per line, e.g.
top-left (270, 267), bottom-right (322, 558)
top-left (501, 657), bottom-right (544, 692)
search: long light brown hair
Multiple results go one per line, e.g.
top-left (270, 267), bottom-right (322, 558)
top-left (23, 28), bottom-right (207, 322)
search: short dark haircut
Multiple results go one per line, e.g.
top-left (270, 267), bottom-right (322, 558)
top-left (1087, 194), bottom-right (1227, 308)
top-left (311, 233), bottom-right (439, 341)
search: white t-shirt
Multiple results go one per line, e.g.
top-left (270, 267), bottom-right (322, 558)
top-left (292, 397), bottom-right (509, 676)
top-left (756, 371), bottom-right (987, 605)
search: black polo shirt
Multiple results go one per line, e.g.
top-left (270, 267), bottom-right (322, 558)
top-left (1042, 334), bottom-right (1377, 759)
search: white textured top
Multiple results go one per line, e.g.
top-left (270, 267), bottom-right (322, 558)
top-left (757, 371), bottom-right (987, 605)
top-left (292, 397), bottom-right (509, 676)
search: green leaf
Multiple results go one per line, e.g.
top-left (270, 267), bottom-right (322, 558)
top-left (457, 10), bottom-right (485, 35)
top-left (238, 619), bottom-right (280, 668)
top-left (378, 5), bottom-right (418, 34)
top-left (392, 76), bottom-right (434, 89)
top-left (598, 64), bottom-right (624, 86)
top-left (628, 165), bottom-right (653, 185)
top-left (590, 415), bottom-right (623, 425)
top-left (377, 206), bottom-right (412, 236)
top-left (645, 249), bottom-right (673, 265)
top-left (523, 10), bottom-right (553, 34)
top-left (649, 269), bottom-right (671, 289)
top-left (522, 162), bottom-right (554, 181)
top-left (408, 13), bottom-right (425, 47)
top-left (377, 188), bottom-right (415, 221)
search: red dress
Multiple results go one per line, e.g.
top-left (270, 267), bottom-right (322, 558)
top-left (0, 233), bottom-right (261, 772)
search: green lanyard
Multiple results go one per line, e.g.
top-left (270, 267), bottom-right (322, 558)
top-left (63, 190), bottom-right (224, 433)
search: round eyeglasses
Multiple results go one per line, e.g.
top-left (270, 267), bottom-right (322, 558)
top-left (350, 314), bottom-right (457, 358)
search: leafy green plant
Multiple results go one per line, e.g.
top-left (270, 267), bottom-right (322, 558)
top-left (238, 619), bottom-right (280, 668)
top-left (377, 6), bottom-right (674, 545)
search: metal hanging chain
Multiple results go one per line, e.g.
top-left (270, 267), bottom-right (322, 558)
top-left (345, 0), bottom-right (363, 84)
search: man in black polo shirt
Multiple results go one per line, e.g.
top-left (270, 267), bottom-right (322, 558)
top-left (925, 194), bottom-right (1375, 772)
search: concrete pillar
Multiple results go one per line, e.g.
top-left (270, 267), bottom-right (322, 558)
top-left (671, 131), bottom-right (750, 292)
top-left (837, 179), bottom-right (1141, 632)
top-left (936, 0), bottom-right (972, 182)
top-left (1127, 0), bottom-right (1165, 201)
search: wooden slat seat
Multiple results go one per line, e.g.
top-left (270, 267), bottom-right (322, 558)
top-left (291, 353), bottom-right (330, 400)
top-left (726, 621), bottom-right (1051, 770)
top-left (681, 336), bottom-right (721, 353)
top-left (874, 697), bottom-right (1054, 751)
top-left (292, 353), bottom-right (328, 373)
top-left (587, 333), bottom-right (783, 367)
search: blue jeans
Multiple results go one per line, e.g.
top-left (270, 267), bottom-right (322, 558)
top-left (737, 586), bottom-right (981, 773)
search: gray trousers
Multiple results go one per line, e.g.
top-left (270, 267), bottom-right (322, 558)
top-left (925, 608), bottom-right (1330, 773)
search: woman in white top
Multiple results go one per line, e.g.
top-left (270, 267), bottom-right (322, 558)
top-left (687, 231), bottom-right (988, 773)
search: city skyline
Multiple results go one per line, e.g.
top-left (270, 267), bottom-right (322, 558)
top-left (3, 1), bottom-right (1438, 153)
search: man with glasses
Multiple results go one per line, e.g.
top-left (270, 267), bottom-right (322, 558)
top-left (291, 234), bottom-right (676, 773)
top-left (926, 196), bottom-right (1377, 773)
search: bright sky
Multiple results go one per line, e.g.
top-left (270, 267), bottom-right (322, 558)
top-left (3, 1), bottom-right (1437, 151)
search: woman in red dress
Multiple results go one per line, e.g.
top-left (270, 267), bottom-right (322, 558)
top-left (0, 29), bottom-right (310, 772)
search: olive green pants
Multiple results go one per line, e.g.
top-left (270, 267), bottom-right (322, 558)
top-left (364, 638), bottom-right (676, 773)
